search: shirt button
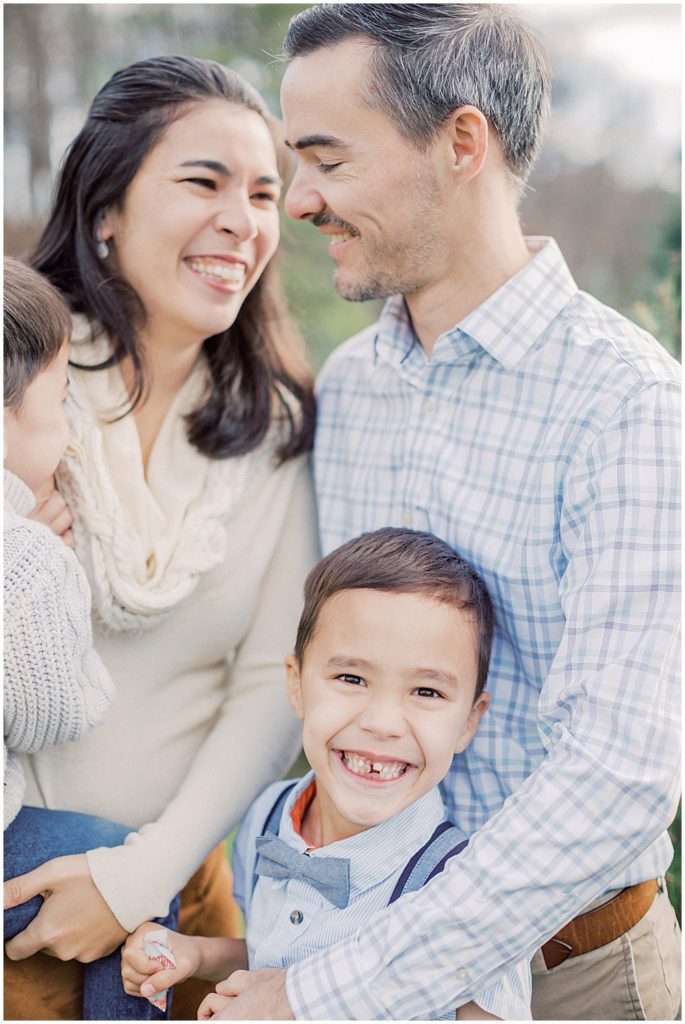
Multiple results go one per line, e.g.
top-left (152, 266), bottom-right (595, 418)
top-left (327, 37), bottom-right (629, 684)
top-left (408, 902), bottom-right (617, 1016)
top-left (402, 512), bottom-right (413, 528)
top-left (289, 910), bottom-right (304, 925)
top-left (423, 399), bottom-right (436, 415)
top-left (456, 969), bottom-right (469, 982)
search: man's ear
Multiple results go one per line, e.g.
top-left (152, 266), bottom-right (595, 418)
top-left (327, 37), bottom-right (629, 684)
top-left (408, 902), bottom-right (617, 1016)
top-left (285, 654), bottom-right (304, 720)
top-left (454, 691), bottom-right (490, 754)
top-left (443, 104), bottom-right (489, 182)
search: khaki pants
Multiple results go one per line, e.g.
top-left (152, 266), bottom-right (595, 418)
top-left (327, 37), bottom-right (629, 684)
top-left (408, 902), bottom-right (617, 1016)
top-left (3, 844), bottom-right (242, 1022)
top-left (531, 885), bottom-right (682, 1020)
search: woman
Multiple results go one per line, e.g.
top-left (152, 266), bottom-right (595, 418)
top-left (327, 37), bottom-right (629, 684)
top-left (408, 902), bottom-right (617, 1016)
top-left (4, 55), bottom-right (318, 1020)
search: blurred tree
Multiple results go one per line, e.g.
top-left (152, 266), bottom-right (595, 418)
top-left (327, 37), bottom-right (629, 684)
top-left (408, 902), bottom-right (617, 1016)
top-left (3, 2), bottom-right (680, 366)
top-left (5, 4), bottom-right (52, 216)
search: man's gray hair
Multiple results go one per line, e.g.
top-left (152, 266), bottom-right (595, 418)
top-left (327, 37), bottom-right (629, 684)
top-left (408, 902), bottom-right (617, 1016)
top-left (283, 3), bottom-right (551, 187)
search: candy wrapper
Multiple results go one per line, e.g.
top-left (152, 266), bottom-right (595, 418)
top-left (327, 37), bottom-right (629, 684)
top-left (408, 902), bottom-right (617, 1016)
top-left (143, 928), bottom-right (177, 1013)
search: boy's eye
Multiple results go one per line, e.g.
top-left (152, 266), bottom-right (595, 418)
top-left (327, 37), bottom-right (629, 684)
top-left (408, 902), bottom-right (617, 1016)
top-left (337, 674), bottom-right (367, 687)
top-left (414, 687), bottom-right (444, 699)
top-left (252, 191), bottom-right (279, 204)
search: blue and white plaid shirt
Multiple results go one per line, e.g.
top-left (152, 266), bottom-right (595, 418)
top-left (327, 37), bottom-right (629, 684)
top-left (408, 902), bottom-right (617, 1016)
top-left (286, 237), bottom-right (681, 1019)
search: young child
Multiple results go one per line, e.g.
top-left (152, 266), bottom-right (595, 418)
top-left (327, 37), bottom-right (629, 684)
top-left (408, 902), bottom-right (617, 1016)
top-left (3, 256), bottom-right (177, 1021)
top-left (122, 527), bottom-right (533, 1020)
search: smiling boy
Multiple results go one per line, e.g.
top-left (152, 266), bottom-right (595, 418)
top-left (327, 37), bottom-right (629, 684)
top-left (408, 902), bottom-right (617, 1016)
top-left (122, 528), bottom-right (532, 1020)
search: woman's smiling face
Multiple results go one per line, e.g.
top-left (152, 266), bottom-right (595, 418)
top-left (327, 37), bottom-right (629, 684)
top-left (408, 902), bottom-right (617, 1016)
top-left (100, 98), bottom-right (282, 350)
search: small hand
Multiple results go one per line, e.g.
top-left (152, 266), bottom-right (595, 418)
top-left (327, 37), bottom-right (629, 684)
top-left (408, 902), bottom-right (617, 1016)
top-left (4, 854), bottom-right (126, 962)
top-left (122, 924), bottom-right (199, 999)
top-left (199, 968), bottom-right (292, 1020)
top-left (197, 992), bottom-right (234, 1021)
top-left (28, 485), bottom-right (74, 547)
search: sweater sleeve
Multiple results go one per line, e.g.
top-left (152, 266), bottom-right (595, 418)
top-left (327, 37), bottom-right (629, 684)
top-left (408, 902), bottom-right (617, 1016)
top-left (86, 459), bottom-right (319, 930)
top-left (3, 523), bottom-right (115, 754)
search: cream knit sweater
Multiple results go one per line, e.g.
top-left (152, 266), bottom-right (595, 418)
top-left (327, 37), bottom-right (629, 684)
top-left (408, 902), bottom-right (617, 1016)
top-left (21, 331), bottom-right (319, 931)
top-left (4, 470), bottom-right (114, 828)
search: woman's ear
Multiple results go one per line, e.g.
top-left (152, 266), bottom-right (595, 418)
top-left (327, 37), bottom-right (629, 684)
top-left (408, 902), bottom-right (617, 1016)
top-left (285, 654), bottom-right (304, 720)
top-left (98, 208), bottom-right (115, 243)
top-left (454, 690), bottom-right (491, 754)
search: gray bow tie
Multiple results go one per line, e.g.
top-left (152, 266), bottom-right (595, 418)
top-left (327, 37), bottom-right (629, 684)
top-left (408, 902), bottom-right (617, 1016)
top-left (255, 832), bottom-right (351, 909)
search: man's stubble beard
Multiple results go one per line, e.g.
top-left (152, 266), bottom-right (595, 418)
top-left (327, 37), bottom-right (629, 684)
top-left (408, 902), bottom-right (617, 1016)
top-left (332, 167), bottom-right (446, 302)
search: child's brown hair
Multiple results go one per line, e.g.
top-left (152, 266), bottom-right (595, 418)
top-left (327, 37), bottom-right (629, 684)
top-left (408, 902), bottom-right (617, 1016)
top-left (295, 527), bottom-right (494, 696)
top-left (3, 257), bottom-right (71, 411)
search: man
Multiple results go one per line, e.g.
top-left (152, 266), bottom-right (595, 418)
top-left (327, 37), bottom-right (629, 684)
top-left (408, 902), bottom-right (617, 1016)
top-left (215, 4), bottom-right (681, 1020)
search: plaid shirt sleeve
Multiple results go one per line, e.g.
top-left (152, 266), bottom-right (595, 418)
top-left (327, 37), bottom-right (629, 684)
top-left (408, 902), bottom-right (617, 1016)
top-left (285, 379), bottom-right (681, 1020)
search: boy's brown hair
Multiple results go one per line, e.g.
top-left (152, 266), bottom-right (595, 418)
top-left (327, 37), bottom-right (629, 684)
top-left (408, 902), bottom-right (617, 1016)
top-left (3, 257), bottom-right (71, 411)
top-left (295, 527), bottom-right (494, 696)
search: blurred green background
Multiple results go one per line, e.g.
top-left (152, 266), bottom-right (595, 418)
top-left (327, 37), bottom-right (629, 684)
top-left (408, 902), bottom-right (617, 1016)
top-left (4, 3), bottom-right (681, 367)
top-left (4, 3), bottom-right (680, 916)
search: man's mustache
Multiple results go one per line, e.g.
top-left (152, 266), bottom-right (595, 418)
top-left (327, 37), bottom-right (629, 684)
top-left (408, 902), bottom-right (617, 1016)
top-left (311, 212), bottom-right (360, 236)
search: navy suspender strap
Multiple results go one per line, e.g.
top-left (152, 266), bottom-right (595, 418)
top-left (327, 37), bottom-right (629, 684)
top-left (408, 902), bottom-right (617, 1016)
top-left (251, 788), bottom-right (467, 905)
top-left (387, 820), bottom-right (469, 905)
top-left (251, 780), bottom-right (297, 896)
top-left (261, 781), bottom-right (297, 838)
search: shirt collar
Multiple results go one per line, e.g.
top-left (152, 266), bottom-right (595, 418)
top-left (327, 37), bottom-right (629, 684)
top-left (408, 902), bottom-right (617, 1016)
top-left (373, 237), bottom-right (578, 371)
top-left (279, 771), bottom-right (448, 900)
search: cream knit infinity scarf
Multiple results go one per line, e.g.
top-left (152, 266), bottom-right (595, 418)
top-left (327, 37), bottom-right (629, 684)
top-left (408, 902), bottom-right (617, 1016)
top-left (57, 320), bottom-right (269, 632)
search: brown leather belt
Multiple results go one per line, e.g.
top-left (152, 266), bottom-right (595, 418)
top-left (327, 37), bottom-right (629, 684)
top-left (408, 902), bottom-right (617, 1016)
top-left (541, 879), bottom-right (659, 969)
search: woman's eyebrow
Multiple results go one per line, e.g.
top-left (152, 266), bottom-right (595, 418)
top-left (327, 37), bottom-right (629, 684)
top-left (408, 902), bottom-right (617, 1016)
top-left (180, 158), bottom-right (232, 176)
top-left (179, 158), bottom-right (282, 188)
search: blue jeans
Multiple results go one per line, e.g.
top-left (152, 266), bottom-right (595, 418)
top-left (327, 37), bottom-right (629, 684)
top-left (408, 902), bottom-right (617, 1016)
top-left (4, 806), bottom-right (180, 1021)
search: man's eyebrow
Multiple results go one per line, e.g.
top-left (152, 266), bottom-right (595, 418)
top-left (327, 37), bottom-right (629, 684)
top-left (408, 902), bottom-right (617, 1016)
top-left (285, 134), bottom-right (349, 152)
top-left (179, 159), bottom-right (282, 188)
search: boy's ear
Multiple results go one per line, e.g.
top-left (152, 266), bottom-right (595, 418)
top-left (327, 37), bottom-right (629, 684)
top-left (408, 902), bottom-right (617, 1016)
top-left (453, 691), bottom-right (490, 754)
top-left (285, 654), bottom-right (304, 720)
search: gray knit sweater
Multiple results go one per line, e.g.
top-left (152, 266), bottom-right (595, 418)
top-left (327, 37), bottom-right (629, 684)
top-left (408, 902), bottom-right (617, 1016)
top-left (3, 470), bottom-right (115, 828)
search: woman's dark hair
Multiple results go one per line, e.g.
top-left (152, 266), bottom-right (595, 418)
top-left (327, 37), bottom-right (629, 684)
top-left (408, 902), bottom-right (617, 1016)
top-left (31, 55), bottom-right (315, 461)
top-left (3, 257), bottom-right (72, 411)
top-left (295, 527), bottom-right (495, 697)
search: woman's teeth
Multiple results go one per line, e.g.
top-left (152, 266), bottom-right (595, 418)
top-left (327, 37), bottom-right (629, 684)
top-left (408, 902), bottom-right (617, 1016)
top-left (186, 257), bottom-right (246, 283)
top-left (342, 752), bottom-right (407, 779)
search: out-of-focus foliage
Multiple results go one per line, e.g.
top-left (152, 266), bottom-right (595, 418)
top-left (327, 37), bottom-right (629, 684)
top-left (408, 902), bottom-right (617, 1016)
top-left (4, 3), bottom-right (680, 367)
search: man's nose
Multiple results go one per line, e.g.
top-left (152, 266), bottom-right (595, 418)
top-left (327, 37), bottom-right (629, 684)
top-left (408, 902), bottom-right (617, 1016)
top-left (284, 168), bottom-right (325, 222)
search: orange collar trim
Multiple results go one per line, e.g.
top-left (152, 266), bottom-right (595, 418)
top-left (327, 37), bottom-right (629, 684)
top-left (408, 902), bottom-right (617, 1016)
top-left (290, 779), bottom-right (318, 850)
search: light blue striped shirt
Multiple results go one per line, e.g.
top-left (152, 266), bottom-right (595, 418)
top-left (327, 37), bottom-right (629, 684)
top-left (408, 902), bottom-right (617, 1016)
top-left (285, 237), bottom-right (681, 1019)
top-left (232, 772), bottom-right (532, 1019)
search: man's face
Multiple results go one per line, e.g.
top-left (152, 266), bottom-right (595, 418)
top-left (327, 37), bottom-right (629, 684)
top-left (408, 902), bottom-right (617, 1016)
top-left (281, 39), bottom-right (452, 302)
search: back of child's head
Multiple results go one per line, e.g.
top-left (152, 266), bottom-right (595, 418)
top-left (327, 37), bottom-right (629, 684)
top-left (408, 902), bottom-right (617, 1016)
top-left (3, 257), bottom-right (71, 411)
top-left (295, 527), bottom-right (494, 696)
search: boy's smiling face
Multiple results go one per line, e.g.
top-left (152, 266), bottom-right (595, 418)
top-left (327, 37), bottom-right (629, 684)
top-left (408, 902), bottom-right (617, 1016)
top-left (287, 588), bottom-right (489, 847)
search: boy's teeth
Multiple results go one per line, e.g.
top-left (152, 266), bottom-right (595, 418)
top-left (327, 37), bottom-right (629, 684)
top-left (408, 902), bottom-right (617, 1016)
top-left (342, 752), bottom-right (406, 779)
top-left (186, 257), bottom-right (246, 282)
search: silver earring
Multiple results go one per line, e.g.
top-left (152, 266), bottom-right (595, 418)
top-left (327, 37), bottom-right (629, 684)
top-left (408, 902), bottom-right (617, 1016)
top-left (96, 237), bottom-right (109, 260)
